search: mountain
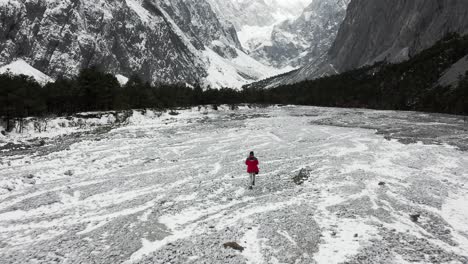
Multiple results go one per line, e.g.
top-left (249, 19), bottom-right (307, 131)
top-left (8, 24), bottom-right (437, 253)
top-left (0, 0), bottom-right (278, 88)
top-left (246, 34), bottom-right (468, 115)
top-left (205, 0), bottom-right (310, 31)
top-left (207, 0), bottom-right (350, 71)
top-left (259, 0), bottom-right (468, 87)
top-left (251, 0), bottom-right (350, 69)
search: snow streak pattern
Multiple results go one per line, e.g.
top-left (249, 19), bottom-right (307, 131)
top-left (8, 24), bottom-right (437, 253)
top-left (1, 106), bottom-right (468, 263)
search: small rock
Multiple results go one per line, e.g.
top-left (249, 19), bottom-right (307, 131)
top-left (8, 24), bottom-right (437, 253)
top-left (331, 231), bottom-right (337, 237)
top-left (354, 233), bottom-right (359, 238)
top-left (410, 214), bottom-right (421, 222)
top-left (24, 174), bottom-right (34, 179)
top-left (22, 178), bottom-right (36, 185)
top-left (0, 130), bottom-right (6, 136)
top-left (39, 140), bottom-right (46, 146)
top-left (293, 168), bottom-right (310, 185)
top-left (378, 182), bottom-right (386, 186)
top-left (223, 242), bottom-right (244, 252)
top-left (64, 170), bottom-right (74, 176)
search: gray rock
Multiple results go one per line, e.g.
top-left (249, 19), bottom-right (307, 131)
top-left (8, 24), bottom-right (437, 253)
top-left (222, 242), bottom-right (244, 252)
top-left (293, 168), bottom-right (310, 185)
top-left (410, 214), bottom-right (421, 222)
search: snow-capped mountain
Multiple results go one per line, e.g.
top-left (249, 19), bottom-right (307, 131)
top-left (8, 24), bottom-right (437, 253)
top-left (207, 0), bottom-right (349, 70)
top-left (263, 0), bottom-right (468, 87)
top-left (0, 0), bottom-right (279, 88)
top-left (206, 0), bottom-right (310, 31)
top-left (206, 0), bottom-right (310, 67)
top-left (252, 0), bottom-right (350, 68)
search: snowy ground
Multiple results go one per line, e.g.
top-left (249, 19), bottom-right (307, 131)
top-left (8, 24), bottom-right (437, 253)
top-left (1, 106), bottom-right (468, 264)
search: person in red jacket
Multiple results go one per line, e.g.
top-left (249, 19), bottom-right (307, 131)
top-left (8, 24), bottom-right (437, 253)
top-left (245, 151), bottom-right (259, 190)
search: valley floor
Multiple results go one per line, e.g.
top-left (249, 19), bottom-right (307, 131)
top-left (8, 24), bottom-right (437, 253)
top-left (1, 106), bottom-right (468, 264)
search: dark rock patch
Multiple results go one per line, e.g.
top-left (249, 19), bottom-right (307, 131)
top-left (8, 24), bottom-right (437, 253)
top-left (223, 242), bottom-right (244, 252)
top-left (410, 214), bottom-right (420, 222)
top-left (293, 169), bottom-right (310, 185)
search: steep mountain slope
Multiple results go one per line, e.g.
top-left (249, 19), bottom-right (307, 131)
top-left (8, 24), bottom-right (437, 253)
top-left (252, 0), bottom-right (350, 68)
top-left (262, 0), bottom-right (468, 87)
top-left (327, 0), bottom-right (468, 73)
top-left (247, 34), bottom-right (468, 115)
top-left (0, 0), bottom-right (277, 88)
top-left (207, 0), bottom-right (349, 71)
top-left (206, 0), bottom-right (310, 31)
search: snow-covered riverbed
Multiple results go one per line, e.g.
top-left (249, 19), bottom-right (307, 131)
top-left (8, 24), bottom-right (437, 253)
top-left (1, 106), bottom-right (467, 263)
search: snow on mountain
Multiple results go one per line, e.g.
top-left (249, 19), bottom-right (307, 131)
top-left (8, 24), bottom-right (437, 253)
top-left (0, 59), bottom-right (53, 85)
top-left (207, 0), bottom-right (349, 70)
top-left (263, 0), bottom-right (468, 88)
top-left (0, 0), bottom-right (278, 88)
top-left (207, 0), bottom-right (310, 30)
top-left (206, 0), bottom-right (311, 57)
top-left (203, 45), bottom-right (288, 88)
top-left (251, 0), bottom-right (350, 69)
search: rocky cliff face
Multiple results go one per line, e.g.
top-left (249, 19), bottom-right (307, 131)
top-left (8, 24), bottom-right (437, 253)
top-left (266, 0), bottom-right (468, 87)
top-left (329, 0), bottom-right (468, 72)
top-left (206, 0), bottom-right (349, 71)
top-left (206, 0), bottom-right (310, 31)
top-left (252, 0), bottom-right (349, 68)
top-left (0, 0), bottom-right (274, 87)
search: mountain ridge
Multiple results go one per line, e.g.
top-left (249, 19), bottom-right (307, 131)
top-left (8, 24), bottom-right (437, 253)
top-left (0, 0), bottom-right (281, 88)
top-left (256, 0), bottom-right (468, 88)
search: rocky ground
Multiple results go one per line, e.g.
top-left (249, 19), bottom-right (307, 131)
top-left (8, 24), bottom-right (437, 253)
top-left (0, 106), bottom-right (467, 264)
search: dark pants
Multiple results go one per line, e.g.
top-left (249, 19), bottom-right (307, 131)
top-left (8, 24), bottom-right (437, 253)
top-left (249, 173), bottom-right (256, 186)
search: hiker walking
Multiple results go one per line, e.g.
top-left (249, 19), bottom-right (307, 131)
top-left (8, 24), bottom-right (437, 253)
top-left (245, 151), bottom-right (259, 190)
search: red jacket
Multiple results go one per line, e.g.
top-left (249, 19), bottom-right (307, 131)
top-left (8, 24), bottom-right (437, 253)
top-left (245, 157), bottom-right (259, 173)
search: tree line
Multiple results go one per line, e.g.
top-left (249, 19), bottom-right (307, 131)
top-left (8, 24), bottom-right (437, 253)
top-left (0, 68), bottom-right (247, 131)
top-left (1, 34), bottom-right (467, 131)
top-left (248, 33), bottom-right (468, 115)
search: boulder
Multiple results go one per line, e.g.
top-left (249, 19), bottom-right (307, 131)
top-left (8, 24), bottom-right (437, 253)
top-left (293, 168), bottom-right (310, 185)
top-left (410, 214), bottom-right (421, 222)
top-left (223, 242), bottom-right (244, 252)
